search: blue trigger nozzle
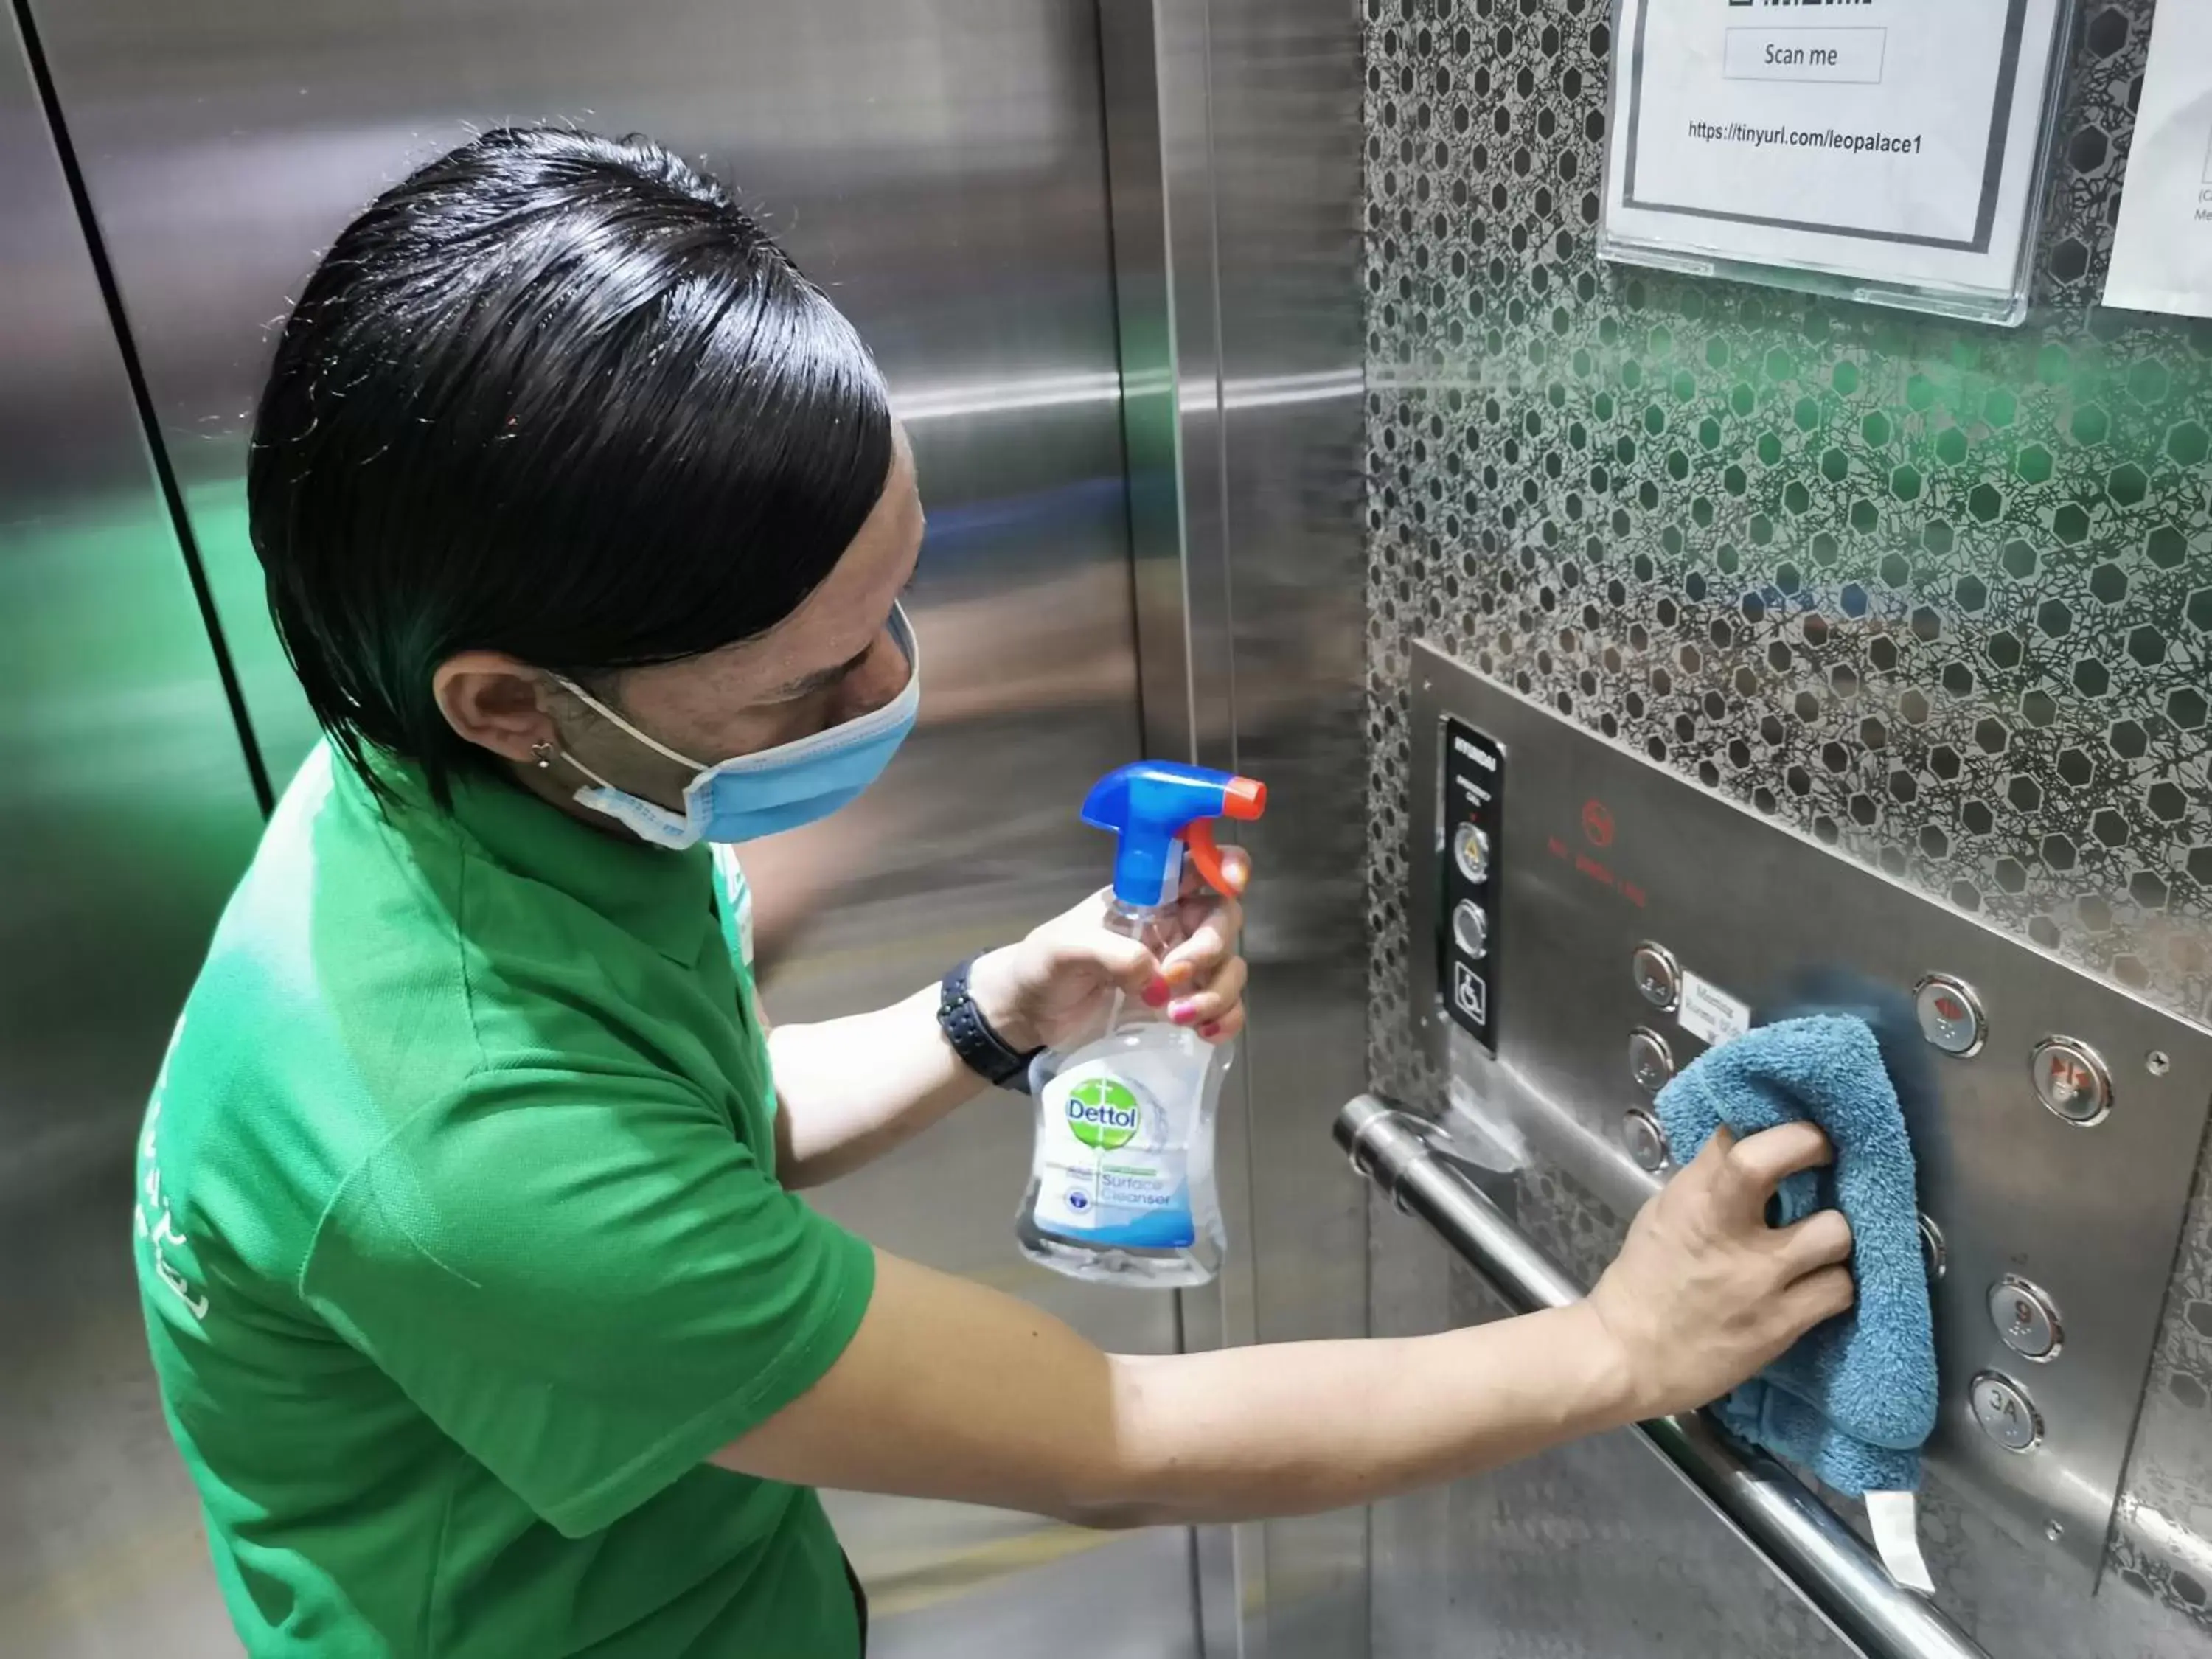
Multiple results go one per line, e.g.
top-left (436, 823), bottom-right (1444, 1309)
top-left (1081, 762), bottom-right (1267, 909)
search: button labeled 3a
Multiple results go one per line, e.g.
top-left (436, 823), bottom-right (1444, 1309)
top-left (1969, 1372), bottom-right (2043, 1453)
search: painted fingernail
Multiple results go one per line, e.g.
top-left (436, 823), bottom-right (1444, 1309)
top-left (1199, 1020), bottom-right (1223, 1040)
top-left (1167, 999), bottom-right (1200, 1025)
top-left (1142, 978), bottom-right (1172, 1008)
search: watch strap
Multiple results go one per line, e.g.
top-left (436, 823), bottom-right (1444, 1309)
top-left (939, 956), bottom-right (1043, 1093)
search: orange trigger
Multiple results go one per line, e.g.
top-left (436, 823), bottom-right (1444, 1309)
top-left (1180, 820), bottom-right (1232, 897)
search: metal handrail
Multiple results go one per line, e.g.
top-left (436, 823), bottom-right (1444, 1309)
top-left (1336, 1094), bottom-right (1992, 1659)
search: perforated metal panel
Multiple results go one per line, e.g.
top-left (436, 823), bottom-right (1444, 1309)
top-left (1364, 0), bottom-right (2212, 1649)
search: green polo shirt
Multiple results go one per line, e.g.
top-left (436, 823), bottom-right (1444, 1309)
top-left (133, 742), bottom-right (875, 1656)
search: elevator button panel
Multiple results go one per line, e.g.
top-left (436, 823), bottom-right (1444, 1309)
top-left (2031, 1037), bottom-right (2112, 1127)
top-left (1436, 717), bottom-right (1504, 1054)
top-left (1407, 644), bottom-right (2212, 1582)
top-left (1991, 1279), bottom-right (2063, 1362)
top-left (1971, 1374), bottom-right (2044, 1453)
top-left (1632, 942), bottom-right (1681, 1011)
top-left (1914, 974), bottom-right (1987, 1059)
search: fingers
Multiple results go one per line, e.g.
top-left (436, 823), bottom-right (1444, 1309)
top-left (1781, 1265), bottom-right (1856, 1332)
top-left (1776, 1207), bottom-right (1853, 1277)
top-left (1177, 845), bottom-right (1253, 899)
top-left (1715, 1121), bottom-right (1833, 1221)
top-left (1056, 928), bottom-right (1162, 1002)
top-left (1217, 845), bottom-right (1251, 895)
top-left (1164, 955), bottom-right (1248, 1037)
top-left (1161, 888), bottom-right (1245, 990)
top-left (1199, 1004), bottom-right (1246, 1043)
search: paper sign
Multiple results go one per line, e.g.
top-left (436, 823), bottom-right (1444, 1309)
top-left (2104, 4), bottom-right (2212, 319)
top-left (1678, 970), bottom-right (1753, 1049)
top-left (1603, 0), bottom-right (2067, 310)
top-left (1867, 1490), bottom-right (1938, 1596)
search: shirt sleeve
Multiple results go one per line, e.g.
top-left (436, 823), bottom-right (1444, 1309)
top-left (301, 1066), bottom-right (874, 1537)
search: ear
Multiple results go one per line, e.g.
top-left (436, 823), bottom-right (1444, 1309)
top-left (432, 650), bottom-right (557, 766)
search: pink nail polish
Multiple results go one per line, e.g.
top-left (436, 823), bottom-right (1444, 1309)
top-left (1168, 999), bottom-right (1198, 1025)
top-left (1141, 978), bottom-right (1172, 1008)
top-left (1199, 1020), bottom-right (1223, 1040)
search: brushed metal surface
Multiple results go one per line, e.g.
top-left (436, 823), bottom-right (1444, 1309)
top-left (1100, 13), bottom-right (1259, 1646)
top-left (1106, 0), bottom-right (1371, 1652)
top-left (21, 0), bottom-right (1194, 1649)
top-left (26, 0), bottom-right (1149, 787)
top-left (1364, 4), bottom-right (2212, 1643)
top-left (1408, 641), bottom-right (2212, 1582)
top-left (0, 11), bottom-right (266, 1655)
top-left (1340, 1098), bottom-right (1994, 1659)
top-left (1206, 0), bottom-right (1373, 1649)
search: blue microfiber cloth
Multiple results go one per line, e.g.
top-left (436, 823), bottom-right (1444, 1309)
top-left (1652, 1014), bottom-right (1938, 1496)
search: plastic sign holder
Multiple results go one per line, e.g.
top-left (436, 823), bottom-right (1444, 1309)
top-left (1597, 0), bottom-right (2079, 328)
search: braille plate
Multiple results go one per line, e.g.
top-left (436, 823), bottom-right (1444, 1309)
top-left (1409, 643), bottom-right (2212, 1583)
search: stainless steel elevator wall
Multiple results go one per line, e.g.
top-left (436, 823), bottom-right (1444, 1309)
top-left (1365, 0), bottom-right (2212, 1654)
top-left (18, 1), bottom-right (1184, 1651)
top-left (1197, 9), bottom-right (1374, 1654)
top-left (0, 11), bottom-right (266, 1655)
top-left (1102, 1), bottom-right (1371, 1650)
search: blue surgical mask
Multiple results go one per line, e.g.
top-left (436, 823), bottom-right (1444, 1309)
top-left (554, 603), bottom-right (920, 849)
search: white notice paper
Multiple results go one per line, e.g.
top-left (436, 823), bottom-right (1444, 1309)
top-left (1867, 1490), bottom-right (1938, 1596)
top-left (1603, 0), bottom-right (2067, 316)
top-left (1677, 971), bottom-right (1753, 1049)
top-left (2104, 4), bottom-right (2212, 319)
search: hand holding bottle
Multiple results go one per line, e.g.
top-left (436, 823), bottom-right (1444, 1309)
top-left (969, 848), bottom-right (1252, 1054)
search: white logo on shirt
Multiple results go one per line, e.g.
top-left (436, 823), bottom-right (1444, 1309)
top-left (136, 1017), bottom-right (207, 1323)
top-left (713, 845), bottom-right (757, 969)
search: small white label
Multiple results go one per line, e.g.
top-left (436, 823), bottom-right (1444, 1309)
top-left (2104, 2), bottom-right (2212, 319)
top-left (1677, 970), bottom-right (1753, 1048)
top-left (1867, 1490), bottom-right (1936, 1596)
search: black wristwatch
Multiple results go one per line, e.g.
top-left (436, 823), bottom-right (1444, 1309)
top-left (938, 956), bottom-right (1043, 1093)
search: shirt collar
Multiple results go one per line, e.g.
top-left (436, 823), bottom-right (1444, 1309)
top-left (355, 748), bottom-right (717, 966)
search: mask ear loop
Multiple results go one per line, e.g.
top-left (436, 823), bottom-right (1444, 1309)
top-left (550, 674), bottom-right (710, 772)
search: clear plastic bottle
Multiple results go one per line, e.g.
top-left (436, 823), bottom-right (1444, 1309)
top-left (1012, 762), bottom-right (1263, 1289)
top-left (1015, 898), bottom-right (1230, 1287)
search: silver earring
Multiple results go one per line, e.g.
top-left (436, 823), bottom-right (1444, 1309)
top-left (532, 740), bottom-right (556, 771)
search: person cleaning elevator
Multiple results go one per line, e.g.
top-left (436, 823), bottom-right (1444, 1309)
top-left (135, 125), bottom-right (1856, 1658)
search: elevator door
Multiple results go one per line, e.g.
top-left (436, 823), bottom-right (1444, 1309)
top-left (18, 1), bottom-right (1182, 1653)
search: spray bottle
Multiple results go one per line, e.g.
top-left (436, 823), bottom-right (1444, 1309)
top-left (1017, 762), bottom-right (1267, 1287)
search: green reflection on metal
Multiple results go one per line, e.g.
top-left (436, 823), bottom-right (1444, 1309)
top-left (0, 497), bottom-right (263, 1108)
top-left (182, 481), bottom-right (321, 784)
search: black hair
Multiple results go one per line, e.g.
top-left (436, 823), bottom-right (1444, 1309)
top-left (248, 125), bottom-right (894, 802)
